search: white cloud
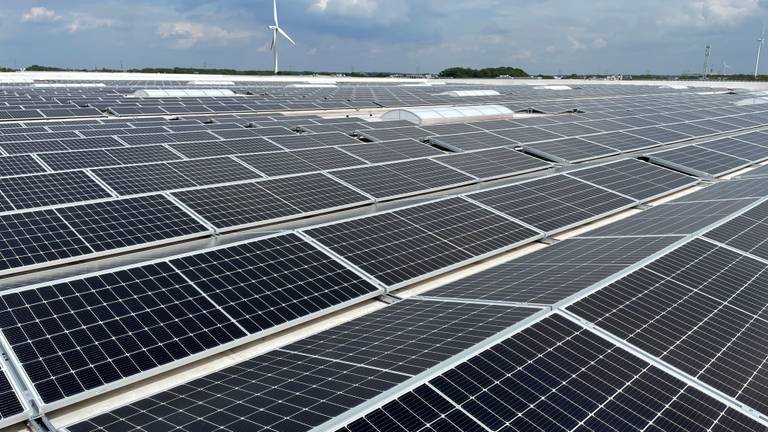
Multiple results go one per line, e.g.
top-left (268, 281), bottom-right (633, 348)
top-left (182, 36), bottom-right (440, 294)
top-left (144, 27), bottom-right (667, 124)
top-left (657, 0), bottom-right (760, 27)
top-left (21, 7), bottom-right (61, 23)
top-left (310, 0), bottom-right (409, 24)
top-left (158, 22), bottom-right (255, 49)
top-left (21, 6), bottom-right (112, 33)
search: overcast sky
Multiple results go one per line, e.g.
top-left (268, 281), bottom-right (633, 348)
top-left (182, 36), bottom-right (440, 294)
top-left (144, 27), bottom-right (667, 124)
top-left (3, 0), bottom-right (767, 74)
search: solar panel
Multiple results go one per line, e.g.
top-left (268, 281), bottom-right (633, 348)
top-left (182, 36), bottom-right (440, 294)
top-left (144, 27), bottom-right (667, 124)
top-left (626, 126), bottom-right (691, 143)
top-left (661, 122), bottom-right (718, 137)
top-left (648, 146), bottom-right (752, 178)
top-left (678, 178), bottom-right (768, 201)
top-left (0, 261), bottom-right (246, 406)
top-left (436, 147), bottom-right (552, 180)
top-left (167, 157), bottom-right (263, 186)
top-left (424, 235), bottom-right (682, 305)
top-left (578, 119), bottom-right (633, 132)
top-left (585, 198), bottom-right (758, 237)
top-left (92, 164), bottom-right (195, 196)
top-left (269, 132), bottom-right (360, 150)
top-left (468, 174), bottom-right (637, 233)
top-left (37, 149), bottom-right (122, 171)
top-left (566, 158), bottom-right (698, 201)
top-left (170, 137), bottom-right (280, 158)
top-left (60, 137), bottom-right (126, 151)
top-left (697, 138), bottom-right (768, 162)
top-left (359, 126), bottom-right (431, 142)
top-left (170, 182), bottom-right (301, 230)
top-left (568, 238), bottom-right (768, 417)
top-left (55, 195), bottom-right (211, 252)
top-left (0, 209), bottom-right (92, 274)
top-left (733, 131), bottom-right (768, 147)
top-left (0, 155), bottom-right (47, 177)
top-left (68, 350), bottom-right (408, 432)
top-left (1, 139), bottom-right (68, 155)
top-left (117, 133), bottom-right (176, 146)
top-left (341, 139), bottom-right (444, 163)
top-left (420, 314), bottom-right (767, 432)
top-left (105, 145), bottom-right (183, 165)
top-left (612, 115), bottom-right (659, 128)
top-left (328, 159), bottom-right (475, 200)
top-left (492, 127), bottom-right (563, 144)
top-left (260, 173), bottom-right (372, 213)
top-left (538, 122), bottom-right (601, 137)
top-left (0, 171), bottom-right (112, 210)
top-left (703, 200), bottom-right (768, 260)
top-left (303, 197), bottom-right (541, 287)
top-left (338, 384), bottom-right (485, 432)
top-left (523, 137), bottom-right (618, 163)
top-left (0, 367), bottom-right (26, 428)
top-left (282, 299), bottom-right (540, 375)
top-left (169, 233), bottom-right (381, 334)
top-left (171, 174), bottom-right (369, 231)
top-left (419, 123), bottom-right (482, 136)
top-left (430, 131), bottom-right (517, 152)
top-left (290, 147), bottom-right (367, 171)
top-left (236, 151), bottom-right (319, 176)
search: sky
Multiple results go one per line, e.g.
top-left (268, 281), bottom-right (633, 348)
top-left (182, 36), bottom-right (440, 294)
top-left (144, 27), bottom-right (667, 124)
top-left (2, 0), bottom-right (768, 75)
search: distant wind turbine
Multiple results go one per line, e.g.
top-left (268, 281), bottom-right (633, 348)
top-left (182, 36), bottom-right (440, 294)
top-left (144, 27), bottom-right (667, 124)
top-left (269, 0), bottom-right (296, 74)
top-left (756, 24), bottom-right (765, 79)
top-left (722, 60), bottom-right (730, 75)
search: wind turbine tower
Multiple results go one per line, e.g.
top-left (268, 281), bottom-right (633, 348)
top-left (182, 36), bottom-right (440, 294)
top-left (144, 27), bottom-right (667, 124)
top-left (268, 0), bottom-right (296, 74)
top-left (702, 44), bottom-right (711, 78)
top-left (756, 25), bottom-right (766, 79)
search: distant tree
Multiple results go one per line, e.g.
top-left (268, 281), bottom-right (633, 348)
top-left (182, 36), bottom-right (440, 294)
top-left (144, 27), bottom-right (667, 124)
top-left (438, 67), bottom-right (528, 78)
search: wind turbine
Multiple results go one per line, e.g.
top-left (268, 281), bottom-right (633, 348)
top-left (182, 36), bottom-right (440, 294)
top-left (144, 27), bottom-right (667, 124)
top-left (756, 24), bottom-right (766, 79)
top-left (269, 0), bottom-right (295, 74)
top-left (722, 60), bottom-right (730, 75)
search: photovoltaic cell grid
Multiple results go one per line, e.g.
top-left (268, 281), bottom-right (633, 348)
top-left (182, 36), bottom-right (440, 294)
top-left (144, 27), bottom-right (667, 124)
top-left (0, 261), bottom-right (247, 405)
top-left (55, 195), bottom-right (211, 252)
top-left (328, 159), bottom-right (475, 200)
top-left (430, 131), bottom-right (517, 152)
top-left (171, 173), bottom-right (370, 230)
top-left (0, 155), bottom-right (47, 177)
top-left (436, 148), bottom-right (552, 180)
top-left (676, 178), bottom-right (768, 202)
top-left (523, 137), bottom-right (618, 163)
top-left (412, 314), bottom-right (767, 432)
top-left (337, 384), bottom-right (485, 432)
top-left (468, 174), bottom-right (637, 233)
top-left (423, 235), bottom-right (682, 305)
top-left (67, 350), bottom-right (408, 432)
top-left (703, 200), bottom-right (768, 261)
top-left (168, 233), bottom-right (381, 334)
top-left (304, 197), bottom-right (541, 287)
top-left (0, 368), bottom-right (25, 426)
top-left (648, 145), bottom-right (751, 178)
top-left (697, 138), bottom-right (768, 162)
top-left (340, 139), bottom-right (444, 164)
top-left (282, 299), bottom-right (541, 375)
top-left (0, 171), bottom-right (112, 211)
top-left (568, 238), bottom-right (768, 417)
top-left (585, 198), bottom-right (758, 237)
top-left (583, 131), bottom-right (660, 152)
top-left (566, 159), bottom-right (698, 201)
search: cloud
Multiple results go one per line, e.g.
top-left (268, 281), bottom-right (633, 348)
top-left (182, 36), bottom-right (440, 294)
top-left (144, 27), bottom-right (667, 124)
top-left (21, 6), bottom-right (112, 33)
top-left (21, 7), bottom-right (61, 23)
top-left (158, 22), bottom-right (255, 49)
top-left (309, 0), bottom-right (410, 24)
top-left (657, 0), bottom-right (760, 27)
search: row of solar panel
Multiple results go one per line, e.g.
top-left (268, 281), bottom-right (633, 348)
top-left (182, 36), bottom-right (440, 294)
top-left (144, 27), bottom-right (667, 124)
top-left (0, 157), bottom-right (699, 279)
top-left (58, 173), bottom-right (768, 432)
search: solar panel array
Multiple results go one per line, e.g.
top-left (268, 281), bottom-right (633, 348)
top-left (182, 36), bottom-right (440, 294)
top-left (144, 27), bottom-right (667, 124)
top-left (0, 82), bottom-right (767, 431)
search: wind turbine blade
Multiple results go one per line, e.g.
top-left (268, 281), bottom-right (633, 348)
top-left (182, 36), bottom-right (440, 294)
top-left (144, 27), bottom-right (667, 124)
top-left (270, 29), bottom-right (277, 50)
top-left (273, 0), bottom-right (279, 26)
top-left (278, 27), bottom-right (296, 45)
